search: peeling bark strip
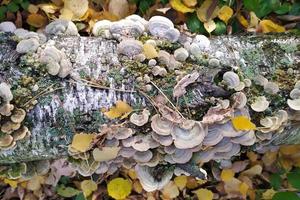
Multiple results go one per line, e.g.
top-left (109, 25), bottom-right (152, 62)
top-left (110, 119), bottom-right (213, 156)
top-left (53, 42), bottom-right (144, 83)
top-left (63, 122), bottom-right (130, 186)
top-left (0, 30), bottom-right (299, 164)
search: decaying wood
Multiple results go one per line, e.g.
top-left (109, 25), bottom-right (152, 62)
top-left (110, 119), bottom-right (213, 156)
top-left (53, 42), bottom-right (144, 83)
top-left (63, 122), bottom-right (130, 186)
top-left (0, 32), bottom-right (299, 164)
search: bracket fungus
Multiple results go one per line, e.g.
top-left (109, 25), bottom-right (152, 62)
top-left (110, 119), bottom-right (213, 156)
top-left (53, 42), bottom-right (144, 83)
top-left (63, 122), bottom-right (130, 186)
top-left (117, 39), bottom-right (143, 57)
top-left (151, 114), bottom-right (174, 136)
top-left (135, 165), bottom-right (174, 192)
top-left (172, 121), bottom-right (207, 149)
top-left (0, 21), bottom-right (16, 32)
top-left (173, 72), bottom-right (199, 98)
top-left (223, 71), bottom-right (240, 89)
top-left (45, 20), bottom-right (79, 36)
top-left (251, 96), bottom-right (270, 112)
top-left (92, 20), bottom-right (112, 38)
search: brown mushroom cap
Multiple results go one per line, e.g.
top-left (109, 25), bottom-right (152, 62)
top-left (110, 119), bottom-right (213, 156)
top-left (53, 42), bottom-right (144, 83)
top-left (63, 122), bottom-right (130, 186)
top-left (12, 126), bottom-right (29, 141)
top-left (1, 121), bottom-right (21, 134)
top-left (0, 135), bottom-right (13, 147)
top-left (0, 103), bottom-right (14, 116)
top-left (11, 108), bottom-right (26, 123)
top-left (130, 109), bottom-right (150, 126)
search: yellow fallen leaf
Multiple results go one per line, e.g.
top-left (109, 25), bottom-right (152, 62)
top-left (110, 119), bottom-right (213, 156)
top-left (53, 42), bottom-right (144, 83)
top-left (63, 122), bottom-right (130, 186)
top-left (183, 0), bottom-right (197, 7)
top-left (133, 180), bottom-right (143, 193)
top-left (71, 133), bottom-right (95, 152)
top-left (27, 176), bottom-right (45, 191)
top-left (26, 14), bottom-right (48, 28)
top-left (127, 169), bottom-right (137, 180)
top-left (221, 169), bottom-right (235, 182)
top-left (196, 0), bottom-right (219, 22)
top-left (224, 177), bottom-right (242, 194)
top-left (162, 181), bottom-right (180, 199)
top-left (249, 11), bottom-right (260, 28)
top-left (4, 179), bottom-right (18, 188)
top-left (28, 4), bottom-right (39, 14)
top-left (193, 188), bottom-right (213, 200)
top-left (204, 20), bottom-right (216, 33)
top-left (104, 101), bottom-right (133, 119)
top-left (241, 164), bottom-right (263, 177)
top-left (63, 0), bottom-right (88, 19)
top-left (143, 44), bottom-right (158, 59)
top-left (218, 5), bottom-right (233, 24)
top-left (174, 175), bottom-right (187, 191)
top-left (107, 178), bottom-right (132, 200)
top-left (59, 8), bottom-right (74, 20)
top-left (259, 20), bottom-right (285, 33)
top-left (237, 13), bottom-right (249, 28)
top-left (239, 182), bottom-right (249, 197)
top-left (262, 189), bottom-right (276, 200)
top-left (81, 180), bottom-right (97, 197)
top-left (38, 3), bottom-right (60, 14)
top-left (92, 147), bottom-right (120, 162)
top-left (232, 116), bottom-right (256, 131)
top-left (170, 0), bottom-right (195, 13)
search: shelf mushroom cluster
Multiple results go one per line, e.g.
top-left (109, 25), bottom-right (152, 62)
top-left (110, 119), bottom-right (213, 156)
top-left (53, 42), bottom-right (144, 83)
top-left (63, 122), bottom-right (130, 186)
top-left (0, 83), bottom-right (30, 150)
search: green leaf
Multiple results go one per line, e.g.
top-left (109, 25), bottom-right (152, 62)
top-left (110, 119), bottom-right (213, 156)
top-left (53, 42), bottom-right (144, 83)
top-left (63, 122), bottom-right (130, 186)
top-left (160, 0), bottom-right (169, 5)
top-left (186, 12), bottom-right (206, 33)
top-left (272, 192), bottom-right (300, 200)
top-left (138, 0), bottom-right (155, 14)
top-left (270, 173), bottom-right (281, 190)
top-left (243, 0), bottom-right (280, 18)
top-left (12, 0), bottom-right (23, 4)
top-left (212, 20), bottom-right (226, 35)
top-left (57, 185), bottom-right (80, 198)
top-left (274, 2), bottom-right (291, 15)
top-left (75, 193), bottom-right (86, 200)
top-left (0, 6), bottom-right (7, 21)
top-left (289, 2), bottom-right (300, 15)
top-left (287, 172), bottom-right (300, 190)
top-left (7, 2), bottom-right (19, 13)
top-left (20, 1), bottom-right (30, 10)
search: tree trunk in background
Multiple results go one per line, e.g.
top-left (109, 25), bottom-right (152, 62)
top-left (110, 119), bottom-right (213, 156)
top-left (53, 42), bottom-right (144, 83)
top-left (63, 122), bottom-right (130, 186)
top-left (0, 32), bottom-right (299, 164)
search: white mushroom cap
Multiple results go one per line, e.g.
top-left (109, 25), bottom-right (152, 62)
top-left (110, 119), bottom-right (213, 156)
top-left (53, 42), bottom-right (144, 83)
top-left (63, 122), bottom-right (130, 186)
top-left (174, 47), bottom-right (189, 62)
top-left (290, 88), bottom-right (300, 99)
top-left (251, 96), bottom-right (269, 112)
top-left (130, 109), bottom-right (150, 126)
top-left (151, 114), bottom-right (174, 136)
top-left (214, 143), bottom-right (241, 160)
top-left (122, 136), bottom-right (136, 147)
top-left (0, 21), bottom-right (16, 32)
top-left (0, 83), bottom-right (13, 102)
top-left (117, 39), bottom-right (143, 57)
top-left (118, 147), bottom-right (136, 158)
top-left (152, 66), bottom-right (167, 77)
top-left (264, 82), bottom-right (279, 95)
top-left (45, 20), bottom-right (78, 36)
top-left (193, 35), bottom-right (210, 50)
top-left (171, 149), bottom-right (193, 164)
top-left (203, 126), bottom-right (224, 146)
top-left (172, 121), bottom-right (207, 149)
top-left (287, 99), bottom-right (300, 111)
top-left (232, 92), bottom-right (247, 109)
top-left (164, 145), bottom-right (176, 154)
top-left (95, 162), bottom-right (109, 174)
top-left (148, 16), bottom-right (179, 42)
top-left (193, 150), bottom-right (215, 163)
top-left (110, 19), bottom-right (145, 38)
top-left (223, 71), bottom-right (240, 88)
top-left (104, 138), bottom-right (120, 147)
top-left (114, 127), bottom-right (134, 140)
top-left (173, 72), bottom-right (199, 98)
top-left (140, 152), bottom-right (162, 167)
top-left (151, 132), bottom-right (173, 146)
top-left (231, 130), bottom-right (256, 146)
top-left (158, 50), bottom-right (171, 66)
top-left (214, 138), bottom-right (233, 152)
top-left (135, 165), bottom-right (173, 192)
top-left (92, 20), bottom-right (112, 36)
top-left (253, 75), bottom-right (268, 86)
top-left (126, 14), bottom-right (148, 26)
top-left (134, 150), bottom-right (153, 163)
top-left (16, 38), bottom-right (40, 53)
top-left (132, 135), bottom-right (159, 152)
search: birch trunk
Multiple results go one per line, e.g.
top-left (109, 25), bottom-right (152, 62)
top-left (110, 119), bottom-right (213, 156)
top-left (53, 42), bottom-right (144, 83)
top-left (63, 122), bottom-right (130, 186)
top-left (0, 32), bottom-right (299, 164)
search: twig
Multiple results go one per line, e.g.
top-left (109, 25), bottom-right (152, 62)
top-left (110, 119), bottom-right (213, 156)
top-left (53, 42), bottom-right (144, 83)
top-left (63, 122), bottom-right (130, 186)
top-left (138, 89), bottom-right (159, 115)
top-left (150, 81), bottom-right (185, 119)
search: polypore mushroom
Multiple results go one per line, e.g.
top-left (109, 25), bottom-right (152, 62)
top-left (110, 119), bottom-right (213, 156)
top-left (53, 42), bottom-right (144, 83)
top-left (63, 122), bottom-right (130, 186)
top-left (0, 135), bottom-right (13, 148)
top-left (130, 109), bottom-right (150, 126)
top-left (45, 20), bottom-right (79, 36)
top-left (92, 20), bottom-right (112, 37)
top-left (231, 130), bottom-right (256, 146)
top-left (117, 39), bottom-right (143, 57)
top-left (135, 165), bottom-right (174, 192)
top-left (264, 82), bottom-right (279, 95)
top-left (118, 147), bottom-right (136, 158)
top-left (0, 21), bottom-right (16, 32)
top-left (0, 103), bottom-right (14, 116)
top-left (290, 88), bottom-right (300, 99)
top-left (173, 72), bottom-right (199, 98)
top-left (223, 71), bottom-right (240, 89)
top-left (152, 66), bottom-right (167, 77)
top-left (174, 47), bottom-right (189, 62)
top-left (113, 127), bottom-right (134, 140)
top-left (12, 126), bottom-right (30, 141)
top-left (251, 96), bottom-right (269, 112)
top-left (110, 19), bottom-right (145, 38)
top-left (151, 114), bottom-right (174, 136)
top-left (172, 121), bottom-right (207, 149)
top-left (11, 108), bottom-right (26, 123)
top-left (287, 99), bottom-right (300, 111)
top-left (170, 149), bottom-right (193, 164)
top-left (253, 75), bottom-right (268, 86)
top-left (151, 132), bottom-right (173, 146)
top-left (0, 83), bottom-right (13, 102)
top-left (148, 16), bottom-right (180, 42)
top-left (203, 126), bottom-right (224, 146)
top-left (158, 50), bottom-right (171, 66)
top-left (232, 92), bottom-right (247, 109)
top-left (134, 150), bottom-right (153, 163)
top-left (1, 121), bottom-right (21, 134)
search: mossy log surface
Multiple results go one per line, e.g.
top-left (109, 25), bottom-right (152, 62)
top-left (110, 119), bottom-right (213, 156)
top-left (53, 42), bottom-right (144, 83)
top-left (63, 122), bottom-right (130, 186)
top-left (0, 32), bottom-right (299, 164)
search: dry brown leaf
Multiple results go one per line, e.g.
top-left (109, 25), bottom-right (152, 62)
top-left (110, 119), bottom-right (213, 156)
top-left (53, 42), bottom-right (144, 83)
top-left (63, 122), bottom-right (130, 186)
top-left (196, 0), bottom-right (219, 22)
top-left (27, 13), bottom-right (48, 28)
top-left (161, 181), bottom-right (179, 199)
top-left (108, 0), bottom-right (129, 19)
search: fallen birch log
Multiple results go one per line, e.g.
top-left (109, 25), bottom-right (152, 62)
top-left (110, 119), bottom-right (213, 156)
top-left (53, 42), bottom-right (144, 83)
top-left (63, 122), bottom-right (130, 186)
top-left (0, 16), bottom-right (299, 186)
